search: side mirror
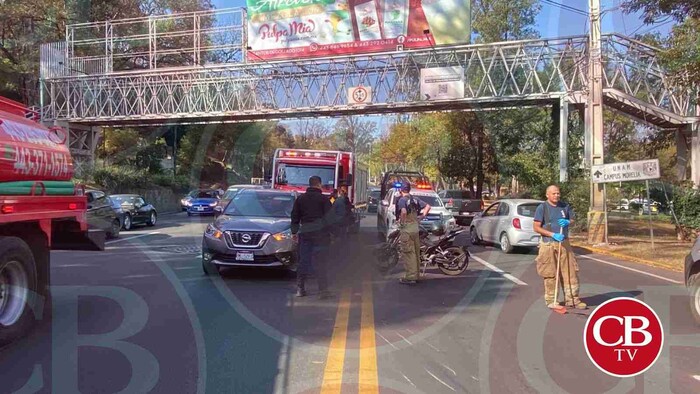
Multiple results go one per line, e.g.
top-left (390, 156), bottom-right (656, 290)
top-left (381, 201), bottom-right (389, 207)
top-left (345, 173), bottom-right (354, 185)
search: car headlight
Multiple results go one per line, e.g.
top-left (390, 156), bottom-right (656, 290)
top-left (205, 224), bottom-right (224, 239)
top-left (209, 202), bottom-right (218, 207)
top-left (185, 201), bottom-right (192, 206)
top-left (272, 229), bottom-right (292, 241)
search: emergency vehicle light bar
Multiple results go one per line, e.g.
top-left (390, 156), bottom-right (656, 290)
top-left (278, 150), bottom-right (338, 159)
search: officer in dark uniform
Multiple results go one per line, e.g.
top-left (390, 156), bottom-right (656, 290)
top-left (396, 184), bottom-right (431, 284)
top-left (291, 175), bottom-right (333, 299)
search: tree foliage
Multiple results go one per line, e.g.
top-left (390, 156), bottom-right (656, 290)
top-left (0, 0), bottom-right (213, 104)
top-left (623, 0), bottom-right (700, 87)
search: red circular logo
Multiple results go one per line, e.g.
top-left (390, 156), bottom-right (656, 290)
top-left (583, 297), bottom-right (663, 377)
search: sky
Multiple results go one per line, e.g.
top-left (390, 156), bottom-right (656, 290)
top-left (212, 0), bottom-right (674, 38)
top-left (208, 0), bottom-right (676, 134)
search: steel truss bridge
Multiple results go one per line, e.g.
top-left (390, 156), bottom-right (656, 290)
top-left (39, 8), bottom-right (698, 181)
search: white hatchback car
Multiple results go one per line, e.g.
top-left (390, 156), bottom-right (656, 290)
top-left (377, 188), bottom-right (456, 241)
top-left (469, 199), bottom-right (542, 253)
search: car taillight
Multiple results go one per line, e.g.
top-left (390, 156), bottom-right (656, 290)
top-left (1, 205), bottom-right (15, 214)
top-left (481, 200), bottom-right (484, 210)
top-left (512, 218), bottom-right (521, 229)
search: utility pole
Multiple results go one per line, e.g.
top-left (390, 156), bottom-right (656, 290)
top-left (587, 0), bottom-right (607, 244)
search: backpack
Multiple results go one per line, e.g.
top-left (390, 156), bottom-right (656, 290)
top-left (395, 194), bottom-right (421, 218)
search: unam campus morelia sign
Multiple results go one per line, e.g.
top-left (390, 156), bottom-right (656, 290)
top-left (591, 159), bottom-right (660, 184)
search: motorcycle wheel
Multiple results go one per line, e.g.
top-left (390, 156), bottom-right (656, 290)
top-left (437, 247), bottom-right (469, 276)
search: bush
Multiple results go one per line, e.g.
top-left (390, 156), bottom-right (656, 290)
top-left (672, 185), bottom-right (700, 239)
top-left (559, 177), bottom-right (590, 231)
top-left (92, 166), bottom-right (152, 193)
top-left (151, 174), bottom-right (191, 191)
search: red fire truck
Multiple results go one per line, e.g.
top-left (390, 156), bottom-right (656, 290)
top-left (0, 97), bottom-right (103, 347)
top-left (271, 148), bottom-right (368, 230)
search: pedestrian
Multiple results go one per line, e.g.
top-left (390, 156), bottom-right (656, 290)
top-left (395, 183), bottom-right (431, 284)
top-left (533, 185), bottom-right (587, 309)
top-left (291, 175), bottom-right (333, 299)
top-left (331, 183), bottom-right (354, 243)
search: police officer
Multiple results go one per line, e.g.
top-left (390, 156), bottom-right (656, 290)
top-left (291, 176), bottom-right (333, 299)
top-left (396, 184), bottom-right (431, 284)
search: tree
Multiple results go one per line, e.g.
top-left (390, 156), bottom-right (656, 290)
top-left (0, 0), bottom-right (68, 103)
top-left (623, 0), bottom-right (700, 87)
top-left (471, 0), bottom-right (541, 42)
top-left (0, 0), bottom-right (214, 104)
top-left (332, 116), bottom-right (376, 155)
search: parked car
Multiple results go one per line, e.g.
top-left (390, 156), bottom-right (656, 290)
top-left (437, 189), bottom-right (483, 226)
top-left (86, 190), bottom-right (121, 239)
top-left (106, 196), bottom-right (127, 230)
top-left (215, 184), bottom-right (264, 215)
top-left (470, 199), bottom-right (542, 253)
top-left (685, 237), bottom-right (700, 325)
top-left (110, 194), bottom-right (158, 230)
top-left (367, 188), bottom-right (381, 213)
top-left (181, 190), bottom-right (199, 211)
top-left (186, 190), bottom-right (220, 216)
top-left (202, 189), bottom-right (298, 274)
top-left (377, 186), bottom-right (456, 241)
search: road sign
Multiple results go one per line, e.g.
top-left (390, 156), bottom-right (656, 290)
top-left (591, 159), bottom-right (660, 184)
top-left (348, 86), bottom-right (371, 105)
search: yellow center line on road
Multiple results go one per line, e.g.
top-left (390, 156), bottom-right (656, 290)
top-left (359, 280), bottom-right (379, 394)
top-left (321, 288), bottom-right (352, 394)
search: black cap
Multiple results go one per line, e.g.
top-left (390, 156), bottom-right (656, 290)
top-left (400, 183), bottom-right (411, 192)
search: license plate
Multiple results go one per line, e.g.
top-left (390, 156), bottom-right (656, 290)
top-left (236, 252), bottom-right (254, 261)
top-left (197, 206), bottom-right (204, 211)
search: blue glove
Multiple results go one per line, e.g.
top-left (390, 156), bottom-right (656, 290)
top-left (552, 233), bottom-right (566, 242)
top-left (558, 218), bottom-right (570, 228)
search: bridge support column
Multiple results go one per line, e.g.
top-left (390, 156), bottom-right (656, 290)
top-left (559, 96), bottom-right (569, 182)
top-left (692, 121), bottom-right (700, 187)
top-left (676, 128), bottom-right (688, 181)
top-left (587, 0), bottom-right (606, 244)
top-left (53, 121), bottom-right (102, 177)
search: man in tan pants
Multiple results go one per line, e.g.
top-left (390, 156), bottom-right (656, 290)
top-left (533, 185), bottom-right (587, 309)
top-left (396, 183), bottom-right (431, 284)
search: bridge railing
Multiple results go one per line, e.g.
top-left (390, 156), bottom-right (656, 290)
top-left (39, 29), bottom-right (695, 124)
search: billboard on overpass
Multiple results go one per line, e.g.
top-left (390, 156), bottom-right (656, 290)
top-left (246, 0), bottom-right (471, 61)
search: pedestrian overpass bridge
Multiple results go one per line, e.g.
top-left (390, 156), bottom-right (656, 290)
top-left (39, 8), bottom-right (698, 181)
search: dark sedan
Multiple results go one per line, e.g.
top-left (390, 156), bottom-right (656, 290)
top-left (186, 190), bottom-right (220, 216)
top-left (86, 190), bottom-right (121, 239)
top-left (110, 194), bottom-right (158, 230)
top-left (367, 188), bottom-right (380, 213)
top-left (202, 189), bottom-right (297, 274)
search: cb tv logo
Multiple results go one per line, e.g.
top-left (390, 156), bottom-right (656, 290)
top-left (584, 297), bottom-right (664, 377)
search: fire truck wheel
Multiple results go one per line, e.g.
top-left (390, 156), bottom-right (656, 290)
top-left (0, 237), bottom-right (39, 349)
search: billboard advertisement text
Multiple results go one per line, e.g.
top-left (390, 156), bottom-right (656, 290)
top-left (246, 0), bottom-right (471, 61)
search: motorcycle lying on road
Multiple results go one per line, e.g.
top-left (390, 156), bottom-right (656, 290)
top-left (374, 224), bottom-right (470, 276)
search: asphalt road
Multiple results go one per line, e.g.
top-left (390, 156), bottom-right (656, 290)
top-left (1, 213), bottom-right (698, 394)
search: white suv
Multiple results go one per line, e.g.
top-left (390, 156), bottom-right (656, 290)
top-left (377, 188), bottom-right (456, 241)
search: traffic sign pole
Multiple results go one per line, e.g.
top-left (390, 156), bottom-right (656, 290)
top-left (603, 183), bottom-right (609, 245)
top-left (646, 180), bottom-right (655, 250)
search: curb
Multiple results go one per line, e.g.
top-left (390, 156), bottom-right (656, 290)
top-left (570, 242), bottom-right (683, 273)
